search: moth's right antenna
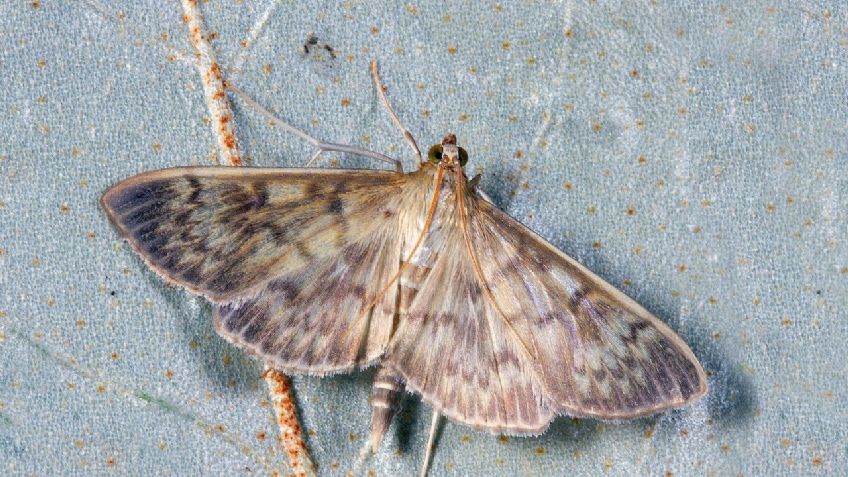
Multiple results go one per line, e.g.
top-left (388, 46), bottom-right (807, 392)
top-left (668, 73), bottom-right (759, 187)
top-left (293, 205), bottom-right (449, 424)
top-left (370, 60), bottom-right (423, 163)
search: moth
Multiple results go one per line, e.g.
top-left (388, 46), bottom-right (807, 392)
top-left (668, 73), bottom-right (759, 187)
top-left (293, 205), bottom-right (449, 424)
top-left (101, 63), bottom-right (707, 472)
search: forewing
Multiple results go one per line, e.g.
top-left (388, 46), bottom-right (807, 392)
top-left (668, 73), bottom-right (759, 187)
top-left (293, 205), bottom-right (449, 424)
top-left (386, 188), bottom-right (706, 434)
top-left (469, 198), bottom-right (708, 421)
top-left (102, 166), bottom-right (406, 373)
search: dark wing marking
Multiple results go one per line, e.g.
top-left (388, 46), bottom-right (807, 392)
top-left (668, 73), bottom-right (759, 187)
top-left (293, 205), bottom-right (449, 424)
top-left (102, 166), bottom-right (407, 373)
top-left (385, 185), bottom-right (707, 433)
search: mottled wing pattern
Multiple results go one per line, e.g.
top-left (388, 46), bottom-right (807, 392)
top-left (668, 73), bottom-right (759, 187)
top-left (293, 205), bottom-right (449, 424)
top-left (385, 189), bottom-right (552, 434)
top-left (469, 199), bottom-right (707, 421)
top-left (386, 186), bottom-right (707, 433)
top-left (212, 220), bottom-right (402, 373)
top-left (102, 166), bottom-right (406, 373)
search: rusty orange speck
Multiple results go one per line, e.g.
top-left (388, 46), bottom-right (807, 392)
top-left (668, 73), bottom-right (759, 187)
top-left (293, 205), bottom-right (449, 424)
top-left (210, 62), bottom-right (222, 80)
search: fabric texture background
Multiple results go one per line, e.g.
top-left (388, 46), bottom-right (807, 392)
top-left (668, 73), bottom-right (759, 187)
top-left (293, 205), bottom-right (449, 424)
top-left (0, 1), bottom-right (845, 476)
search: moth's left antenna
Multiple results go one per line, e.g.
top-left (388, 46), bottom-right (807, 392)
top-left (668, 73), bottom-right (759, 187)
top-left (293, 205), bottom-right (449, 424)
top-left (370, 60), bottom-right (423, 164)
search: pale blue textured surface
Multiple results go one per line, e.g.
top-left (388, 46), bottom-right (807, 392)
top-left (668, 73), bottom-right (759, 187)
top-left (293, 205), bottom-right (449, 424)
top-left (1, 2), bottom-right (846, 476)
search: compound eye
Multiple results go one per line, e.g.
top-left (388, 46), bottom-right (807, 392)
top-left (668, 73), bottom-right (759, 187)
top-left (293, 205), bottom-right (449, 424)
top-left (458, 147), bottom-right (469, 167)
top-left (427, 144), bottom-right (443, 163)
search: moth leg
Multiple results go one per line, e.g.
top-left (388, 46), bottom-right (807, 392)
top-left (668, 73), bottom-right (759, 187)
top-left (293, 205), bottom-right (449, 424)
top-left (419, 410), bottom-right (442, 477)
top-left (303, 142), bottom-right (403, 173)
top-left (304, 149), bottom-right (324, 168)
top-left (370, 60), bottom-right (423, 164)
top-left (470, 174), bottom-right (496, 203)
top-left (225, 80), bottom-right (403, 173)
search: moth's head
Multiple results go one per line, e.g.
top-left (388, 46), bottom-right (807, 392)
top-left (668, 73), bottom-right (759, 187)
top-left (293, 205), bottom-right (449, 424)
top-left (427, 133), bottom-right (468, 168)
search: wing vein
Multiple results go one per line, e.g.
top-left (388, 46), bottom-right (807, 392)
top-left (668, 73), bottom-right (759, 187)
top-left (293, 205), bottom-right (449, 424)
top-left (453, 168), bottom-right (540, 365)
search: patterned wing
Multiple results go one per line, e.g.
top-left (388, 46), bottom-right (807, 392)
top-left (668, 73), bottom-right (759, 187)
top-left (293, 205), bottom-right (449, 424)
top-left (102, 166), bottom-right (406, 373)
top-left (385, 188), bottom-right (707, 433)
top-left (386, 231), bottom-right (552, 434)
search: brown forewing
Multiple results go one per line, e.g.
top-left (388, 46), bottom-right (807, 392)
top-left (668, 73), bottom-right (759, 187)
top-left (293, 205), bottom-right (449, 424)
top-left (102, 166), bottom-right (409, 372)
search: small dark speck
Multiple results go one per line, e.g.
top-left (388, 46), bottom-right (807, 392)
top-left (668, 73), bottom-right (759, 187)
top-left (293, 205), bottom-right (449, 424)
top-left (110, 290), bottom-right (117, 296)
top-left (327, 198), bottom-right (344, 214)
top-left (816, 290), bottom-right (822, 295)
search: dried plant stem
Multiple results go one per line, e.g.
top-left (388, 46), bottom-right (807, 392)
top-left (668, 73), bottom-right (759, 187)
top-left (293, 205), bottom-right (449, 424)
top-left (263, 368), bottom-right (316, 477)
top-left (179, 2), bottom-right (314, 475)
top-left (180, 0), bottom-right (241, 166)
